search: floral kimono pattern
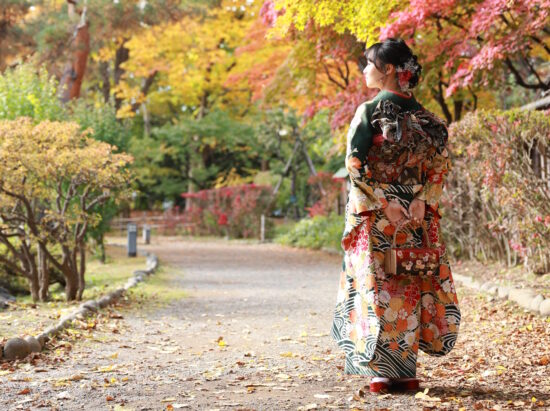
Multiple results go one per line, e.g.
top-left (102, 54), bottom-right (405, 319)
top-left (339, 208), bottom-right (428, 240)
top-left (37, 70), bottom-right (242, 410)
top-left (331, 95), bottom-right (461, 378)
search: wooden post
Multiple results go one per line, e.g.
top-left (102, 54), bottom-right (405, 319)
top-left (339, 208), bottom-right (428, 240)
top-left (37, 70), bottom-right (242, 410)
top-left (260, 214), bottom-right (265, 242)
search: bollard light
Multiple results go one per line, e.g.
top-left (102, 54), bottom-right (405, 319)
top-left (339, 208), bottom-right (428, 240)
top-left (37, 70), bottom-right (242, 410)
top-left (127, 223), bottom-right (137, 257)
top-left (143, 224), bottom-right (151, 245)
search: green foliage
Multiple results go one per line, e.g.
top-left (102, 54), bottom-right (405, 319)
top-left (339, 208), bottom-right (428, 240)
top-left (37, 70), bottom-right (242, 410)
top-left (275, 213), bottom-right (343, 252)
top-left (0, 62), bottom-right (65, 121)
top-left (130, 109), bottom-right (258, 208)
top-left (69, 99), bottom-right (132, 152)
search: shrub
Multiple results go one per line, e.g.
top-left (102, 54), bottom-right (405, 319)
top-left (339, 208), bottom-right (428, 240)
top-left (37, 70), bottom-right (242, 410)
top-left (0, 62), bottom-right (65, 121)
top-left (275, 213), bottom-right (343, 252)
top-left (443, 108), bottom-right (550, 273)
top-left (181, 184), bottom-right (273, 239)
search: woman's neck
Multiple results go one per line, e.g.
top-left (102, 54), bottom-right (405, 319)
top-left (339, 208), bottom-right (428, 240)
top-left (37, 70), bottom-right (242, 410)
top-left (382, 88), bottom-right (412, 98)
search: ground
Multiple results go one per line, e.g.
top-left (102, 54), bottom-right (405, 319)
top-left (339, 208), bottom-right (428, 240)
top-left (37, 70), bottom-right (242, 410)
top-left (1, 236), bottom-right (549, 410)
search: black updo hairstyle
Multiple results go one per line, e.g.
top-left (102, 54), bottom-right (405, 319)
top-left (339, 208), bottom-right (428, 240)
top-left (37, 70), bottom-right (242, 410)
top-left (364, 38), bottom-right (422, 91)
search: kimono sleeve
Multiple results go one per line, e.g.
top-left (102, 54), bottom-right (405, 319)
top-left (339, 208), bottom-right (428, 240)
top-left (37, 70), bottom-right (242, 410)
top-left (415, 145), bottom-right (451, 209)
top-left (345, 103), bottom-right (389, 214)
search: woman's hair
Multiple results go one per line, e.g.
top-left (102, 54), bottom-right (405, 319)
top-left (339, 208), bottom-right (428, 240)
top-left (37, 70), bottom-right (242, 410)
top-left (364, 38), bottom-right (422, 91)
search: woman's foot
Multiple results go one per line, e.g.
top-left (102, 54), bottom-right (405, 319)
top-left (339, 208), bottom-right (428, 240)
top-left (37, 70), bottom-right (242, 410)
top-left (390, 377), bottom-right (420, 392)
top-left (368, 377), bottom-right (392, 393)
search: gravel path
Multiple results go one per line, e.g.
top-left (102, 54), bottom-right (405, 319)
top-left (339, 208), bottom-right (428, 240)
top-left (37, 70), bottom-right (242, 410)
top-left (2, 236), bottom-right (549, 410)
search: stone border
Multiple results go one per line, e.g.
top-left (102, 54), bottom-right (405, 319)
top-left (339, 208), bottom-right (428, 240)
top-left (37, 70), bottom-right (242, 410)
top-left (0, 252), bottom-right (159, 361)
top-left (453, 273), bottom-right (550, 317)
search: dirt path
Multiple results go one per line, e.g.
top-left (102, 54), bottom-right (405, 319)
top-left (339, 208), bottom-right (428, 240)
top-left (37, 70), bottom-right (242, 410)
top-left (2, 237), bottom-right (550, 410)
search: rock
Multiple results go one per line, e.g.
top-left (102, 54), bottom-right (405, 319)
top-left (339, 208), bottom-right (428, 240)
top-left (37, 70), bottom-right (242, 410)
top-left (124, 279), bottom-right (138, 290)
top-left (111, 288), bottom-right (125, 299)
top-left (487, 285), bottom-right (499, 295)
top-left (0, 286), bottom-right (15, 309)
top-left (146, 255), bottom-right (158, 270)
top-left (37, 334), bottom-right (50, 347)
top-left (57, 313), bottom-right (77, 329)
top-left (75, 308), bottom-right (92, 319)
top-left (540, 299), bottom-right (550, 317)
top-left (97, 296), bottom-right (112, 308)
top-left (42, 326), bottom-right (60, 338)
top-left (80, 300), bottom-right (99, 313)
top-left (3, 337), bottom-right (31, 360)
top-left (25, 336), bottom-right (42, 353)
top-left (497, 286), bottom-right (510, 299)
top-left (508, 288), bottom-right (536, 310)
top-left (530, 294), bottom-right (544, 312)
top-left (0, 286), bottom-right (15, 300)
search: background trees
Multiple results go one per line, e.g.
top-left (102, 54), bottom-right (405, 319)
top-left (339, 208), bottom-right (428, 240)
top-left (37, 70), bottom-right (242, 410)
top-left (1, 0), bottom-right (550, 286)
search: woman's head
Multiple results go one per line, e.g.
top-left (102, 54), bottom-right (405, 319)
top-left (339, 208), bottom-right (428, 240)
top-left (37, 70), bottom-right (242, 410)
top-left (362, 38), bottom-right (422, 93)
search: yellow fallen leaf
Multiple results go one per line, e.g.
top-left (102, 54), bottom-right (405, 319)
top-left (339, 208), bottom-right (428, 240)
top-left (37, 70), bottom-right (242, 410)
top-left (97, 365), bottom-right (116, 373)
top-left (110, 352), bottom-right (119, 359)
top-left (300, 331), bottom-right (308, 337)
top-left (279, 352), bottom-right (295, 357)
top-left (218, 340), bottom-right (226, 347)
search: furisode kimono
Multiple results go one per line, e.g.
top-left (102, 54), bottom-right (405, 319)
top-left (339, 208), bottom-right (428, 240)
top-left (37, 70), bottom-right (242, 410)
top-left (330, 89), bottom-right (461, 378)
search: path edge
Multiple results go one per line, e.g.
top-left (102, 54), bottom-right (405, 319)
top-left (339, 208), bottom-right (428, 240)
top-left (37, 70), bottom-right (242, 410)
top-left (452, 272), bottom-right (550, 317)
top-left (0, 251), bottom-right (159, 361)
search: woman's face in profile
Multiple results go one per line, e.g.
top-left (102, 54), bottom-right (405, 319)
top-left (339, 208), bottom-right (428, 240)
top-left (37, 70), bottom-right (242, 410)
top-left (363, 55), bottom-right (393, 90)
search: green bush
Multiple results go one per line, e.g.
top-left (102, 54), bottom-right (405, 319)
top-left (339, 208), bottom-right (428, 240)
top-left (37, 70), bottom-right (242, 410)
top-left (275, 213), bottom-right (344, 253)
top-left (0, 62), bottom-right (65, 121)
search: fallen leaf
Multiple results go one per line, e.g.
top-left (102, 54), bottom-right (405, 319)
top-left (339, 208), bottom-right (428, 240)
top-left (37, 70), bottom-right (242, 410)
top-left (314, 394), bottom-right (331, 399)
top-left (17, 388), bottom-right (30, 395)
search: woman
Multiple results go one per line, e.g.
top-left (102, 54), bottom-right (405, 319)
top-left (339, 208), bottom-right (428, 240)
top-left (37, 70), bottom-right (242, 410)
top-left (330, 38), bottom-right (461, 394)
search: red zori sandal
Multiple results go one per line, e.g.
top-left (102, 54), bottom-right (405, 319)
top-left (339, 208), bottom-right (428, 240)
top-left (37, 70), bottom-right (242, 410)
top-left (369, 380), bottom-right (392, 393)
top-left (390, 378), bottom-right (421, 392)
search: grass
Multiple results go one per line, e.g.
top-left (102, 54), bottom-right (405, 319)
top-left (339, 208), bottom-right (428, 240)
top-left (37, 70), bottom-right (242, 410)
top-left (124, 264), bottom-right (189, 310)
top-left (0, 245), bottom-right (150, 338)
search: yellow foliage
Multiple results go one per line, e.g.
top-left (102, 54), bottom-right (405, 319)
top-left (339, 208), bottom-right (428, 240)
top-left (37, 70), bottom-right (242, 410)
top-left (116, 0), bottom-right (260, 116)
top-left (269, 0), bottom-right (402, 45)
top-left (0, 118), bottom-right (134, 242)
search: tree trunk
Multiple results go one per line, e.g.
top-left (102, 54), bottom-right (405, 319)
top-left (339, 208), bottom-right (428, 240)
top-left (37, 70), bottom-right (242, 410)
top-left (76, 242), bottom-right (86, 301)
top-left (291, 166), bottom-right (300, 220)
top-left (114, 41), bottom-right (130, 111)
top-left (100, 61), bottom-right (110, 103)
top-left (28, 272), bottom-right (39, 302)
top-left (38, 243), bottom-right (49, 301)
top-left (62, 247), bottom-right (79, 301)
top-left (64, 266), bottom-right (79, 301)
top-left (98, 232), bottom-right (106, 264)
top-left (59, 6), bottom-right (90, 102)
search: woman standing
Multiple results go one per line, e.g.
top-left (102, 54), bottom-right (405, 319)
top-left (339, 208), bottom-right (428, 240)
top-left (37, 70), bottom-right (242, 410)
top-left (331, 38), bottom-right (461, 394)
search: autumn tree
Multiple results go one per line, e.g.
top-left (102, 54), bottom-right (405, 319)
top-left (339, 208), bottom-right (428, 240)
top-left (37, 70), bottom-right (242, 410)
top-left (266, 0), bottom-right (550, 123)
top-left (0, 118), bottom-right (133, 301)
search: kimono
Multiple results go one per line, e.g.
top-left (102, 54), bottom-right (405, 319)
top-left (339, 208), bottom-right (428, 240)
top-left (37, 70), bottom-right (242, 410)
top-left (330, 89), bottom-right (461, 378)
